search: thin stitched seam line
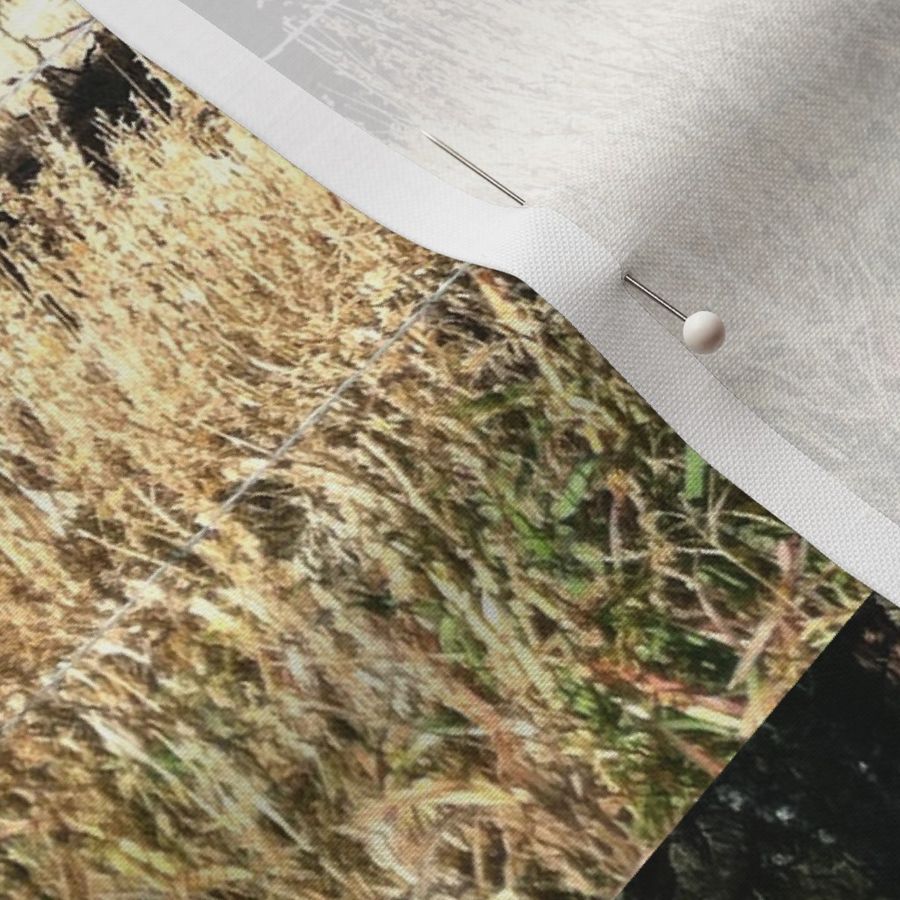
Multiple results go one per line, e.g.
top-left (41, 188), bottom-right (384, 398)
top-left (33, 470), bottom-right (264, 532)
top-left (0, 18), bottom-right (95, 112)
top-left (0, 262), bottom-right (470, 738)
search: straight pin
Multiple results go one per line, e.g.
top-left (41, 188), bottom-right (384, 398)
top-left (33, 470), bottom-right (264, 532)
top-left (421, 131), bottom-right (726, 353)
top-left (623, 273), bottom-right (685, 322)
top-left (422, 131), bottom-right (526, 206)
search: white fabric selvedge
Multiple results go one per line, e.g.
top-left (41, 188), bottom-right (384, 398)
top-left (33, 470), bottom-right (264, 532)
top-left (77, 0), bottom-right (900, 602)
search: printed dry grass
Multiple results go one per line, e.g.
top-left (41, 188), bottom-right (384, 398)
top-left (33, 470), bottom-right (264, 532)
top-left (0, 7), bottom-right (870, 899)
top-left (0, 0), bottom-right (89, 107)
top-left (0, 21), bottom-right (444, 715)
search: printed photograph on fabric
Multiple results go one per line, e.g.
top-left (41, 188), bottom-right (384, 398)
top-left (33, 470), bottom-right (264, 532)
top-left (0, 1), bottom-right (871, 896)
top-left (620, 592), bottom-right (900, 900)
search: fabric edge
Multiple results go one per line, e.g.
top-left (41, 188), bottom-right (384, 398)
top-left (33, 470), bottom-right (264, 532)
top-left (77, 0), bottom-right (899, 605)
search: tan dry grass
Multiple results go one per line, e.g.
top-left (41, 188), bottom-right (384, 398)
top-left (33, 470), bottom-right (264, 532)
top-left (0, 8), bottom-right (870, 899)
top-left (0, 268), bottom-right (866, 897)
top-left (0, 66), bottom-right (447, 713)
top-left (0, 0), bottom-right (91, 115)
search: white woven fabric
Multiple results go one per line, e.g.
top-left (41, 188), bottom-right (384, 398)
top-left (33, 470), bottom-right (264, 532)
top-left (79, 0), bottom-right (900, 600)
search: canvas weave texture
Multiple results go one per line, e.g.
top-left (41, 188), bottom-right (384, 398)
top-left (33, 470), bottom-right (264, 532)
top-left (0, 6), bottom-right (872, 898)
top-left (122, 0), bottom-right (900, 604)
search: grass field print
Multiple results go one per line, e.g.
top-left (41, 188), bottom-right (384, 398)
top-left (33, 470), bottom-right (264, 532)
top-left (0, 2), bottom-right (870, 896)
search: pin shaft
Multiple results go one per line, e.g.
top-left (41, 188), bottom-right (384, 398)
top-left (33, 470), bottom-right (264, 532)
top-left (422, 131), bottom-right (526, 206)
top-left (421, 131), bottom-right (699, 330)
top-left (623, 273), bottom-right (687, 322)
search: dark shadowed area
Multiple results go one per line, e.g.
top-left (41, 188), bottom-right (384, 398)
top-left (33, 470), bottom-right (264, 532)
top-left (620, 593), bottom-right (900, 900)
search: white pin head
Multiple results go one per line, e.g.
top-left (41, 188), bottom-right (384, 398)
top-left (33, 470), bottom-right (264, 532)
top-left (415, 145), bottom-right (726, 355)
top-left (682, 310), bottom-right (726, 354)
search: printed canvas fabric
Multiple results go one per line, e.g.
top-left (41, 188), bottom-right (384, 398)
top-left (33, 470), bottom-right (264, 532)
top-left (81, 0), bottom-right (900, 606)
top-left (131, 0), bottom-right (900, 545)
top-left (0, 7), bottom-right (871, 897)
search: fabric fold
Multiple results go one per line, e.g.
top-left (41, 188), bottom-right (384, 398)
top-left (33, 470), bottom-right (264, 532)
top-left (78, 0), bottom-right (900, 604)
